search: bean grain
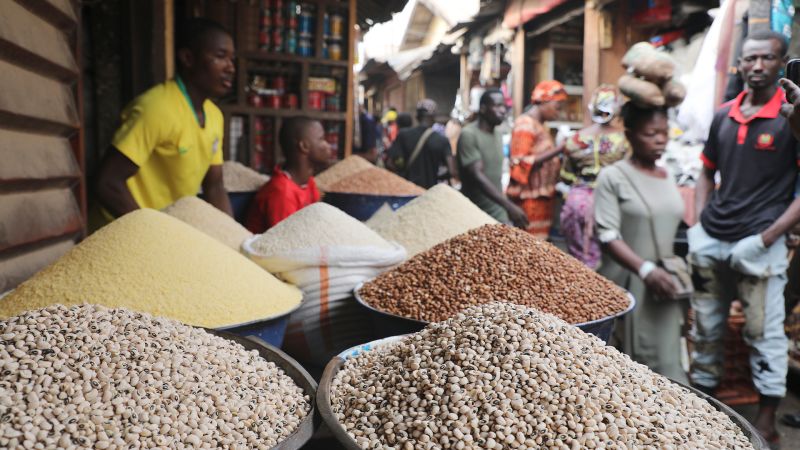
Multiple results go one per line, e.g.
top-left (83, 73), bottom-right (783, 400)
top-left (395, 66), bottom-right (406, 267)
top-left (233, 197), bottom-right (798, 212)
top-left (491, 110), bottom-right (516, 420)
top-left (360, 224), bottom-right (629, 324)
top-left (331, 302), bottom-right (754, 449)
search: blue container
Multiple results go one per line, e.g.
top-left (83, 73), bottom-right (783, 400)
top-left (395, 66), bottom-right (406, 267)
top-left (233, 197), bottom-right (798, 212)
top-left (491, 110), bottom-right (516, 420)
top-left (215, 303), bottom-right (301, 348)
top-left (323, 192), bottom-right (418, 221)
top-left (354, 283), bottom-right (636, 344)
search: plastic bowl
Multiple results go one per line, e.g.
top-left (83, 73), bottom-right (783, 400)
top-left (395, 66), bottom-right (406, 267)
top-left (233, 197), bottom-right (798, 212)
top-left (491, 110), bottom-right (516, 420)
top-left (317, 336), bottom-right (768, 450)
top-left (207, 330), bottom-right (319, 449)
top-left (215, 302), bottom-right (302, 348)
top-left (322, 192), bottom-right (418, 221)
top-left (353, 283), bottom-right (636, 344)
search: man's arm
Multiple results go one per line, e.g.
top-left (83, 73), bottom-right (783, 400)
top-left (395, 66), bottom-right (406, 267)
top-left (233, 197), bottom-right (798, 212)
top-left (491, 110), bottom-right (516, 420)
top-left (462, 160), bottom-right (528, 228)
top-left (202, 165), bottom-right (233, 216)
top-left (761, 198), bottom-right (800, 247)
top-left (94, 147), bottom-right (141, 217)
top-left (695, 166), bottom-right (715, 220)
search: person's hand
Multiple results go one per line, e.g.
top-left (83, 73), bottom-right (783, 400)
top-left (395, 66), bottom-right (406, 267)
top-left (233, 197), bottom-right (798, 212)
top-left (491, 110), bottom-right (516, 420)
top-left (729, 233), bottom-right (768, 276)
top-left (644, 268), bottom-right (679, 300)
top-left (507, 203), bottom-right (529, 229)
top-left (780, 78), bottom-right (800, 141)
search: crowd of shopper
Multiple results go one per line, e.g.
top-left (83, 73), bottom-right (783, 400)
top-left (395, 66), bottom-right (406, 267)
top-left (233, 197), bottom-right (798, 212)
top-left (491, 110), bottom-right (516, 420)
top-left (367, 30), bottom-right (800, 447)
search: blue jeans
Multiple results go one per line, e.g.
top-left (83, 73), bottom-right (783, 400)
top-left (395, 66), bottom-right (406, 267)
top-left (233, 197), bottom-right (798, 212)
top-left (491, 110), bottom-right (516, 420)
top-left (687, 224), bottom-right (788, 397)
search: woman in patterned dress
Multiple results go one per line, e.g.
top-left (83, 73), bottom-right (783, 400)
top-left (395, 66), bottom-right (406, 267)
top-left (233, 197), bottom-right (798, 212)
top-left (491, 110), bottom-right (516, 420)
top-left (560, 85), bottom-right (630, 268)
top-left (506, 81), bottom-right (568, 239)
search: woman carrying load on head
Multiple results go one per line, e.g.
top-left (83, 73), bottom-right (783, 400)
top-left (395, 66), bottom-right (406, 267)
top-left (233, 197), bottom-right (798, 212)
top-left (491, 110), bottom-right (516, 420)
top-left (594, 101), bottom-right (685, 382)
top-left (506, 81), bottom-right (568, 239)
top-left (559, 85), bottom-right (630, 269)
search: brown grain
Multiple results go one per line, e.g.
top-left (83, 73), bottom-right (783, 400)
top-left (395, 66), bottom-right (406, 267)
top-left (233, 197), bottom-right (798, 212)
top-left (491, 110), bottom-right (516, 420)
top-left (359, 224), bottom-right (630, 324)
top-left (327, 167), bottom-right (424, 196)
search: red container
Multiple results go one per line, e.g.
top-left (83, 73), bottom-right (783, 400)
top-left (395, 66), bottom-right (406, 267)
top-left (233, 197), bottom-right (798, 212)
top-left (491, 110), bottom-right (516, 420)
top-left (283, 93), bottom-right (298, 109)
top-left (308, 91), bottom-right (324, 110)
top-left (266, 95), bottom-right (282, 109)
top-left (248, 92), bottom-right (263, 107)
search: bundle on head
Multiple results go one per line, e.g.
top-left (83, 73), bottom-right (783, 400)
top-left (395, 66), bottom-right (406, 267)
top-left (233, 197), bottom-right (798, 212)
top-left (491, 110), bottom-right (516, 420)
top-left (618, 42), bottom-right (686, 108)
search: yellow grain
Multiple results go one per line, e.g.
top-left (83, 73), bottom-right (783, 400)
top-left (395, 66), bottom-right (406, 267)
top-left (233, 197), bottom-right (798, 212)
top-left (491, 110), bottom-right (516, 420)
top-left (0, 209), bottom-right (301, 328)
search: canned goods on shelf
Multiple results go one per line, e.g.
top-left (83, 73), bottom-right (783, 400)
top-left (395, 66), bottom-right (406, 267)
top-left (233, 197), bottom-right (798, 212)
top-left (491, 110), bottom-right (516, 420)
top-left (298, 11), bottom-right (314, 37)
top-left (308, 91), bottom-right (324, 110)
top-left (283, 93), bottom-right (299, 109)
top-left (323, 13), bottom-right (331, 38)
top-left (266, 95), bottom-right (282, 109)
top-left (247, 92), bottom-right (263, 108)
top-left (258, 30), bottom-right (270, 49)
top-left (272, 29), bottom-right (284, 52)
top-left (298, 38), bottom-right (313, 56)
top-left (325, 95), bottom-right (340, 112)
top-left (286, 30), bottom-right (298, 53)
top-left (330, 14), bottom-right (344, 39)
top-left (328, 43), bottom-right (342, 61)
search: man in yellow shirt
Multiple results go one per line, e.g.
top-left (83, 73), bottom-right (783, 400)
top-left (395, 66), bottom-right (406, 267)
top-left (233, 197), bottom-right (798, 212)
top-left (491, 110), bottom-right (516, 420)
top-left (95, 18), bottom-right (234, 222)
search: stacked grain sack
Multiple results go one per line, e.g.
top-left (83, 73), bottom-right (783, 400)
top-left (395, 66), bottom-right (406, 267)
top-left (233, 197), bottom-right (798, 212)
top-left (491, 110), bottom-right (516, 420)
top-left (367, 184), bottom-right (498, 256)
top-left (243, 203), bottom-right (406, 368)
top-left (163, 196), bottom-right (252, 250)
top-left (0, 209), bottom-right (302, 328)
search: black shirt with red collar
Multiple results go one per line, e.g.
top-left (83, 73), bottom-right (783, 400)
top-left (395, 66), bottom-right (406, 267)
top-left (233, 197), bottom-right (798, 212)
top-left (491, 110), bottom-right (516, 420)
top-left (700, 88), bottom-right (799, 242)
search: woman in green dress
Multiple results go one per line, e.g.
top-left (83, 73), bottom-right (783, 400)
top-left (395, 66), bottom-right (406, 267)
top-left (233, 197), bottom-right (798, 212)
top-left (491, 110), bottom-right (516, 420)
top-left (594, 102), bottom-right (686, 382)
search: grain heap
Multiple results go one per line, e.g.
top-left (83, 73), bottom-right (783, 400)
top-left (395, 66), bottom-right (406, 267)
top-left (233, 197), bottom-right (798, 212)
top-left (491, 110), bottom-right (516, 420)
top-left (327, 166), bottom-right (425, 196)
top-left (330, 302), bottom-right (754, 449)
top-left (0, 209), bottom-right (301, 328)
top-left (249, 203), bottom-right (393, 255)
top-left (163, 196), bottom-right (252, 250)
top-left (315, 155), bottom-right (373, 192)
top-left (0, 304), bottom-right (310, 449)
top-left (367, 184), bottom-right (498, 256)
top-left (222, 160), bottom-right (270, 192)
top-left (360, 224), bottom-right (629, 324)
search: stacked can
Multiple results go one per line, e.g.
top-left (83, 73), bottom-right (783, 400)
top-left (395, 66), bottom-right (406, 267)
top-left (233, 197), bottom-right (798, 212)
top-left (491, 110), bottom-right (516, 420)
top-left (258, 0), bottom-right (271, 50)
top-left (298, 4), bottom-right (314, 57)
top-left (323, 11), bottom-right (344, 60)
top-left (286, 1), bottom-right (298, 54)
top-left (270, 0), bottom-right (284, 53)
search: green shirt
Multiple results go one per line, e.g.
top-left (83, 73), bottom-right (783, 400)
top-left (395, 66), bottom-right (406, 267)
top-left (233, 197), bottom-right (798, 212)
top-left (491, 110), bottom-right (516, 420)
top-left (457, 121), bottom-right (509, 223)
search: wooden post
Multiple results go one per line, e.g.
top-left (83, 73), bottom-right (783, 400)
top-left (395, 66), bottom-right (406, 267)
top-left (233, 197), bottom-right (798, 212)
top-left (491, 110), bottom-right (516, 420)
top-left (512, 28), bottom-right (525, 118)
top-left (344, 0), bottom-right (356, 158)
top-left (582, 0), bottom-right (600, 125)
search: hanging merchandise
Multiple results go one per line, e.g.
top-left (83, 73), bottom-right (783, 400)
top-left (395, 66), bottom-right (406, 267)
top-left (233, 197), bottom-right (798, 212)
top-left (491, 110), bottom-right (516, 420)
top-left (771, 0), bottom-right (794, 39)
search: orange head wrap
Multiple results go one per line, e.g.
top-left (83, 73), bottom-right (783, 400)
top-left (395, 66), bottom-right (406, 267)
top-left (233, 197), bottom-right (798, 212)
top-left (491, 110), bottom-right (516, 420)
top-left (531, 80), bottom-right (568, 103)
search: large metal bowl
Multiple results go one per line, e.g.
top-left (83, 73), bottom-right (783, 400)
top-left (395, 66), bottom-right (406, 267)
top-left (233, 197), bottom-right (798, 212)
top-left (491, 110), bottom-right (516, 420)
top-left (317, 336), bottom-right (768, 450)
top-left (208, 330), bottom-right (319, 449)
top-left (353, 282), bottom-right (636, 344)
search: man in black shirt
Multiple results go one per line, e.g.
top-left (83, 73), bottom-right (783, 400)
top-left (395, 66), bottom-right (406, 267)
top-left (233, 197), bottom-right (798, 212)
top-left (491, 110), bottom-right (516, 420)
top-left (689, 31), bottom-right (800, 445)
top-left (386, 99), bottom-right (455, 189)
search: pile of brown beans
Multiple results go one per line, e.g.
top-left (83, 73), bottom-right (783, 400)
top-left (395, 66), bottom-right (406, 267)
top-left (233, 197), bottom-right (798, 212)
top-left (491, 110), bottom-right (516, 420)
top-left (330, 302), bottom-right (754, 449)
top-left (327, 167), bottom-right (424, 196)
top-left (360, 224), bottom-right (629, 324)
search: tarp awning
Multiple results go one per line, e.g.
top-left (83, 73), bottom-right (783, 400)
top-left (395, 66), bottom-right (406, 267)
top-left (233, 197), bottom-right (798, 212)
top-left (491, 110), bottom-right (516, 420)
top-left (503, 0), bottom-right (570, 28)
